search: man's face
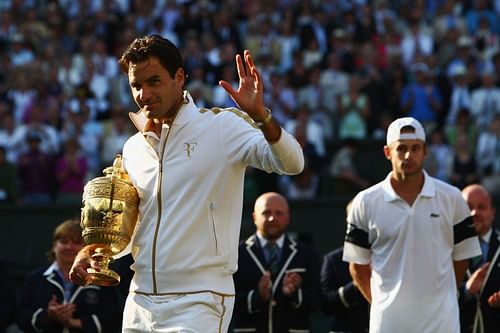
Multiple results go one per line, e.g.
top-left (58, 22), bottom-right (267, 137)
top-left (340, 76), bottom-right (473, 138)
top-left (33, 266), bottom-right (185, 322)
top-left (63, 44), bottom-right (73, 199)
top-left (463, 187), bottom-right (495, 237)
top-left (128, 56), bottom-right (184, 122)
top-left (253, 194), bottom-right (290, 242)
top-left (384, 139), bottom-right (427, 179)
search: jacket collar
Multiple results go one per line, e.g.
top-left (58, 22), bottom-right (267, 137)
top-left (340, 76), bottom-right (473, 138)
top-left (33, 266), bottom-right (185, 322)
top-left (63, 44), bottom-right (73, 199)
top-left (128, 91), bottom-right (197, 133)
top-left (245, 234), bottom-right (298, 275)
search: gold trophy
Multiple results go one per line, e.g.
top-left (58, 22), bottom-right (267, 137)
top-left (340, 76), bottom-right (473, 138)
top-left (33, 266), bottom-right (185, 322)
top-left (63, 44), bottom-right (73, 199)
top-left (80, 154), bottom-right (139, 286)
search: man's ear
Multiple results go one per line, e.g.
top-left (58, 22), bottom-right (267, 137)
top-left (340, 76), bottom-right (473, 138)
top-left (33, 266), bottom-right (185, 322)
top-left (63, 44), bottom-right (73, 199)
top-left (175, 67), bottom-right (185, 85)
top-left (383, 145), bottom-right (391, 160)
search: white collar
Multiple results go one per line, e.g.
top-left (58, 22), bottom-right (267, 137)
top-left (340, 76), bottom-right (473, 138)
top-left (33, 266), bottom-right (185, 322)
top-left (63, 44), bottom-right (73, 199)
top-left (481, 228), bottom-right (492, 244)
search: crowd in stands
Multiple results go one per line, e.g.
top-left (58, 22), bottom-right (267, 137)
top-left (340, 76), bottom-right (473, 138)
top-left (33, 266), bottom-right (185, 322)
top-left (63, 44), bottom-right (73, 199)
top-left (0, 0), bottom-right (499, 205)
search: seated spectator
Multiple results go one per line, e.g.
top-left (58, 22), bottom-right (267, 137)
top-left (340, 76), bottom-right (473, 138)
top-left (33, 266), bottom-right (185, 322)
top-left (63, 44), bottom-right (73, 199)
top-left (284, 104), bottom-right (326, 160)
top-left (282, 158), bottom-right (320, 200)
top-left (470, 67), bottom-right (500, 132)
top-left (400, 62), bottom-right (443, 132)
top-left (446, 63), bottom-right (472, 126)
top-left (450, 132), bottom-right (479, 190)
top-left (328, 138), bottom-right (370, 197)
top-left (0, 146), bottom-right (17, 204)
top-left (338, 75), bottom-right (370, 140)
top-left (476, 115), bottom-right (500, 197)
top-left (55, 138), bottom-right (88, 204)
top-left (17, 131), bottom-right (55, 204)
top-left (445, 107), bottom-right (478, 152)
top-left (0, 111), bottom-right (22, 164)
top-left (16, 219), bottom-right (121, 333)
top-left (425, 128), bottom-right (453, 183)
top-left (100, 107), bottom-right (134, 169)
top-left (11, 103), bottom-right (61, 157)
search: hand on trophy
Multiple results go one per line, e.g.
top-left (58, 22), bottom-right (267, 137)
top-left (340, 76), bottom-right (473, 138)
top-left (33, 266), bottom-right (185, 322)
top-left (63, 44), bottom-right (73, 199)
top-left (75, 154), bottom-right (139, 286)
top-left (69, 244), bottom-right (102, 286)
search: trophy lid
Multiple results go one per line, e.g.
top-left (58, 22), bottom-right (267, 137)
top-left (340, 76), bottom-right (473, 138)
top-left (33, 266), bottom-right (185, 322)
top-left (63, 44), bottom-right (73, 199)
top-left (82, 154), bottom-right (138, 205)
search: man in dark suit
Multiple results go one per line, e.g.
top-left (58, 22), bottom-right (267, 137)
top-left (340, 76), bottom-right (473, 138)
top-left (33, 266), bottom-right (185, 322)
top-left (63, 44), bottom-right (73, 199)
top-left (459, 184), bottom-right (500, 333)
top-left (321, 201), bottom-right (369, 333)
top-left (231, 192), bottom-right (322, 332)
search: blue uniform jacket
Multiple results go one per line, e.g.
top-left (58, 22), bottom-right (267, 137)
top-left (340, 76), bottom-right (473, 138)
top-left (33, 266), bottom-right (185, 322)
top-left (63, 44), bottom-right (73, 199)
top-left (231, 234), bottom-right (321, 333)
top-left (16, 264), bottom-right (121, 333)
top-left (321, 247), bottom-right (369, 333)
top-left (460, 228), bottom-right (500, 333)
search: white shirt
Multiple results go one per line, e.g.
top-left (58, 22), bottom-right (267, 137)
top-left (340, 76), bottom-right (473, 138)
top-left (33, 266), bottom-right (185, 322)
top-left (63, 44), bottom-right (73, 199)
top-left (343, 171), bottom-right (481, 333)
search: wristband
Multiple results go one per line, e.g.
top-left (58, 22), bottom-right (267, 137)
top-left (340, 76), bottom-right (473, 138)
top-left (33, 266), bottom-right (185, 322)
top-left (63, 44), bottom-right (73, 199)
top-left (254, 108), bottom-right (273, 127)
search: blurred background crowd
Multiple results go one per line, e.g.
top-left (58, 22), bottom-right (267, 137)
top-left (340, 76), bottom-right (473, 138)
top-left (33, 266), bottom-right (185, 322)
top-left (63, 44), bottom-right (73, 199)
top-left (0, 0), bottom-right (499, 206)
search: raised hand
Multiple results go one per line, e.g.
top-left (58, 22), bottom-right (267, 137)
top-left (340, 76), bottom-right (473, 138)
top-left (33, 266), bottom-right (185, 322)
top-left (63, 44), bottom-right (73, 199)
top-left (218, 50), bottom-right (266, 120)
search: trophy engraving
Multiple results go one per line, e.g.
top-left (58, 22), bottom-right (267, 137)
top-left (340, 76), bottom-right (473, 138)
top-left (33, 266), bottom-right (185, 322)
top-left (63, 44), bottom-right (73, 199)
top-left (81, 154), bottom-right (139, 286)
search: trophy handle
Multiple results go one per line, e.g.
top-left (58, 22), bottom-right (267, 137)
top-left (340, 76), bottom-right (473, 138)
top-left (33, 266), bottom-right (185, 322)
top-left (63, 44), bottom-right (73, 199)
top-left (86, 246), bottom-right (121, 286)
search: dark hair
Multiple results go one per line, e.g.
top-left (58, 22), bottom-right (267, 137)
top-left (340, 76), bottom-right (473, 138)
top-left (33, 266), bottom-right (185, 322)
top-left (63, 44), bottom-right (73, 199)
top-left (46, 219), bottom-right (83, 262)
top-left (118, 34), bottom-right (184, 78)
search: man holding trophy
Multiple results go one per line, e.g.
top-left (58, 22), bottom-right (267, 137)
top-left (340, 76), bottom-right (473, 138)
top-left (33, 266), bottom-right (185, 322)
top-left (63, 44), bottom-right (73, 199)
top-left (69, 34), bottom-right (304, 332)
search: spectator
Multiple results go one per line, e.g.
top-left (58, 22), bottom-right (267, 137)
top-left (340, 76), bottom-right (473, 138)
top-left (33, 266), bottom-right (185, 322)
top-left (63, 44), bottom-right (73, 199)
top-left (338, 75), bottom-right (370, 140)
top-left (16, 219), bottom-right (121, 333)
top-left (447, 64), bottom-right (473, 126)
top-left (0, 111), bottom-right (21, 164)
top-left (54, 138), bottom-right (88, 204)
top-left (445, 107), bottom-right (479, 152)
top-left (425, 128), bottom-right (453, 183)
top-left (0, 146), bottom-right (17, 204)
top-left (343, 117), bottom-right (481, 332)
top-left (459, 184), bottom-right (500, 333)
top-left (470, 67), bottom-right (500, 132)
top-left (232, 192), bottom-right (322, 332)
top-left (328, 138), bottom-right (371, 197)
top-left (450, 132), bottom-right (480, 190)
top-left (400, 62), bottom-right (443, 132)
top-left (476, 115), bottom-right (500, 197)
top-left (100, 106), bottom-right (134, 169)
top-left (319, 51), bottom-right (350, 116)
top-left (321, 200), bottom-right (370, 333)
top-left (17, 130), bottom-right (55, 204)
top-left (399, 15), bottom-right (434, 67)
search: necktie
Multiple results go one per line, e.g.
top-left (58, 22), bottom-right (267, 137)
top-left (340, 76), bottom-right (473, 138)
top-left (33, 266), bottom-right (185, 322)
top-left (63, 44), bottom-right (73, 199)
top-left (266, 242), bottom-right (280, 275)
top-left (480, 239), bottom-right (489, 263)
top-left (471, 239), bottom-right (488, 272)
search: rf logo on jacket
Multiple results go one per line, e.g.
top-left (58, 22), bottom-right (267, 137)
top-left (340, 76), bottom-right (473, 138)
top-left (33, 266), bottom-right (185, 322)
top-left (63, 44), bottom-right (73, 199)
top-left (184, 142), bottom-right (197, 158)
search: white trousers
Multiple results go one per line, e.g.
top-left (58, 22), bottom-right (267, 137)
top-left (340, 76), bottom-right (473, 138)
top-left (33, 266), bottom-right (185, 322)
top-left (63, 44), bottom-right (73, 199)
top-left (122, 291), bottom-right (235, 333)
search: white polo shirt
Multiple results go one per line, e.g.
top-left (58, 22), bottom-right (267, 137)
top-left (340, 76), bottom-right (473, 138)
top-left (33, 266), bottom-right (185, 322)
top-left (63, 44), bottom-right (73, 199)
top-left (343, 171), bottom-right (481, 333)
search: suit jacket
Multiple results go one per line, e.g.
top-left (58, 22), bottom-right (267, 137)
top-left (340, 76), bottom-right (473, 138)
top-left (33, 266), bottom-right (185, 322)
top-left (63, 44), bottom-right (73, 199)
top-left (231, 234), bottom-right (322, 333)
top-left (460, 228), bottom-right (500, 333)
top-left (16, 264), bottom-right (121, 333)
top-left (321, 247), bottom-right (369, 333)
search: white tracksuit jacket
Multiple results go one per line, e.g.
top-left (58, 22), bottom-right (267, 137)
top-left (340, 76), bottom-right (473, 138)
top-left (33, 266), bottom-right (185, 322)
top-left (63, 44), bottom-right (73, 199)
top-left (122, 92), bottom-right (304, 296)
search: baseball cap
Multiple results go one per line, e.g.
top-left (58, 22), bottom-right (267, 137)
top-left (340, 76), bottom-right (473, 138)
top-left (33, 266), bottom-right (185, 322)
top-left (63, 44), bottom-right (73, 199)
top-left (386, 117), bottom-right (426, 145)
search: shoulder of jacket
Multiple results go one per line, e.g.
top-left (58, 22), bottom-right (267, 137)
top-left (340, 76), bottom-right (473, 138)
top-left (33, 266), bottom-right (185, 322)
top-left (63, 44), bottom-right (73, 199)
top-left (199, 107), bottom-right (258, 129)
